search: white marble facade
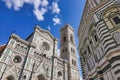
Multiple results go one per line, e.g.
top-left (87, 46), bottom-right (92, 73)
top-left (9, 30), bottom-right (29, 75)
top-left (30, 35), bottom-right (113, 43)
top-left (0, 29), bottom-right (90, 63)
top-left (0, 24), bottom-right (80, 80)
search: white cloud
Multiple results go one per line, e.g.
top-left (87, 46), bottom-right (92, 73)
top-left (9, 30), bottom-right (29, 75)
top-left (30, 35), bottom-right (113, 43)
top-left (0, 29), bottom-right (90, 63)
top-left (2, 0), bottom-right (62, 24)
top-left (2, 0), bottom-right (48, 21)
top-left (41, 0), bottom-right (49, 7)
top-left (32, 0), bottom-right (48, 21)
top-left (33, 9), bottom-right (44, 21)
top-left (13, 0), bottom-right (24, 10)
top-left (5, 0), bottom-right (12, 9)
top-left (52, 2), bottom-right (60, 14)
top-left (33, 0), bottom-right (41, 9)
top-left (3, 0), bottom-right (24, 11)
top-left (41, 8), bottom-right (47, 14)
top-left (24, 0), bottom-right (32, 3)
top-left (53, 17), bottom-right (61, 25)
top-left (33, 8), bottom-right (47, 21)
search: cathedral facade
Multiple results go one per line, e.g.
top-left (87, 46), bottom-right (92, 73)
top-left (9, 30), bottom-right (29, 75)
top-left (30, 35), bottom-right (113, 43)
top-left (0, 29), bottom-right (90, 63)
top-left (0, 24), bottom-right (80, 80)
top-left (78, 0), bottom-right (120, 80)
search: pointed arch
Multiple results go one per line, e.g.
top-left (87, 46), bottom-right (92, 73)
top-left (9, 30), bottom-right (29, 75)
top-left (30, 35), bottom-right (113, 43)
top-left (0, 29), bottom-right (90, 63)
top-left (101, 5), bottom-right (120, 19)
top-left (100, 5), bottom-right (120, 29)
top-left (37, 74), bottom-right (45, 80)
top-left (6, 75), bottom-right (15, 80)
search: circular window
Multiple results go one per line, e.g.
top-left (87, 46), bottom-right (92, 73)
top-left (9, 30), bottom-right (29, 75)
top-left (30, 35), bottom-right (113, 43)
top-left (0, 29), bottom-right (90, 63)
top-left (13, 55), bottom-right (22, 63)
top-left (42, 42), bottom-right (50, 51)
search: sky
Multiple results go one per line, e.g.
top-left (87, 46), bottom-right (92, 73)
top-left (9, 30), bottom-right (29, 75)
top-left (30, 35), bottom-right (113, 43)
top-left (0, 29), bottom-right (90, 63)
top-left (0, 0), bottom-right (86, 79)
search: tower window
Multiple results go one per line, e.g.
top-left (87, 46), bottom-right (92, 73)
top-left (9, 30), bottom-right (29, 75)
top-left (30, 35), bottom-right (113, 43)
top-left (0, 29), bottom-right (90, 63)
top-left (65, 48), bottom-right (67, 52)
top-left (112, 16), bottom-right (120, 25)
top-left (73, 49), bottom-right (75, 53)
top-left (70, 34), bottom-right (74, 43)
top-left (63, 49), bottom-right (64, 53)
top-left (71, 48), bottom-right (72, 52)
top-left (63, 36), bottom-right (66, 42)
top-left (71, 47), bottom-right (75, 53)
top-left (72, 59), bottom-right (76, 66)
top-left (63, 48), bottom-right (67, 53)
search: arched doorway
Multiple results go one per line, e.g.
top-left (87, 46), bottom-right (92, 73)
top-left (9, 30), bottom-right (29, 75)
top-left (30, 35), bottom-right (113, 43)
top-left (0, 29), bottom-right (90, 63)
top-left (6, 75), bottom-right (15, 80)
top-left (37, 74), bottom-right (45, 80)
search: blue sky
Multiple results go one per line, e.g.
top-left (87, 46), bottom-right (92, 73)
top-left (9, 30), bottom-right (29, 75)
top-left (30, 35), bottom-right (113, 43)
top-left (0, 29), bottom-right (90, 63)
top-left (0, 0), bottom-right (86, 79)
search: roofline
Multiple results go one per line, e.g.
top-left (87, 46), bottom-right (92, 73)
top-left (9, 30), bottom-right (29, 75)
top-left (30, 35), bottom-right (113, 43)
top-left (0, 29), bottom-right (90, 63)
top-left (77, 0), bottom-right (87, 37)
top-left (0, 44), bottom-right (6, 47)
top-left (60, 24), bottom-right (74, 31)
top-left (34, 25), bottom-right (58, 41)
top-left (26, 33), bottom-right (34, 40)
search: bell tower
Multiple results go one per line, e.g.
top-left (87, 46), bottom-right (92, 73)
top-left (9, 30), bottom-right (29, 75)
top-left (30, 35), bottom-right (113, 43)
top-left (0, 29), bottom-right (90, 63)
top-left (60, 24), bottom-right (80, 80)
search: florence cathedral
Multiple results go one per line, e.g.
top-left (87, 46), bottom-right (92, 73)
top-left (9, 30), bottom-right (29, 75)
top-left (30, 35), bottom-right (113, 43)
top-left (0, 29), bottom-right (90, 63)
top-left (0, 24), bottom-right (80, 80)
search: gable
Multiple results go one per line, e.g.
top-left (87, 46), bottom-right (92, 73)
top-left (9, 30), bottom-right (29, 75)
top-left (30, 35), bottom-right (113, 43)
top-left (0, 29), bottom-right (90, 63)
top-left (34, 26), bottom-right (54, 41)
